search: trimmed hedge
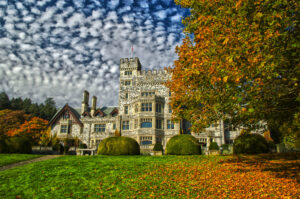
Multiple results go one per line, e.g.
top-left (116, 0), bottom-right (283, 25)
top-left (0, 138), bottom-right (8, 153)
top-left (5, 137), bottom-right (32, 154)
top-left (233, 133), bottom-right (269, 154)
top-left (153, 143), bottom-right (163, 151)
top-left (166, 134), bottom-right (201, 155)
top-left (209, 142), bottom-right (219, 150)
top-left (79, 143), bottom-right (87, 149)
top-left (97, 136), bottom-right (140, 155)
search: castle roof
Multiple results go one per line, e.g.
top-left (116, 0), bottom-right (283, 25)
top-left (49, 104), bottom-right (119, 126)
top-left (48, 104), bottom-right (83, 127)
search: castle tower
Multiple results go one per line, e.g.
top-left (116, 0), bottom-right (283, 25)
top-left (119, 57), bottom-right (142, 105)
top-left (81, 90), bottom-right (89, 115)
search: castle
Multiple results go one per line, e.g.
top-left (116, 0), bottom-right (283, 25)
top-left (49, 57), bottom-right (242, 151)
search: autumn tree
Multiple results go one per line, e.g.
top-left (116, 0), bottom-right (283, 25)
top-left (168, 0), bottom-right (299, 139)
top-left (7, 117), bottom-right (48, 144)
top-left (0, 109), bottom-right (32, 137)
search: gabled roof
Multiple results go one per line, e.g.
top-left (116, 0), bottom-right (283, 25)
top-left (93, 109), bottom-right (105, 117)
top-left (101, 107), bottom-right (118, 115)
top-left (110, 107), bottom-right (118, 116)
top-left (82, 111), bottom-right (91, 117)
top-left (48, 104), bottom-right (83, 127)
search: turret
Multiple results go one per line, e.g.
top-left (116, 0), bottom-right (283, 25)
top-left (91, 96), bottom-right (97, 116)
top-left (81, 90), bottom-right (89, 115)
top-left (120, 57), bottom-right (142, 77)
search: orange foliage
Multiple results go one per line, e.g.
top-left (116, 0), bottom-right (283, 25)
top-left (167, 0), bottom-right (299, 131)
top-left (264, 130), bottom-right (273, 142)
top-left (7, 117), bottom-right (48, 144)
top-left (0, 109), bottom-right (32, 136)
top-left (130, 154), bottom-right (299, 198)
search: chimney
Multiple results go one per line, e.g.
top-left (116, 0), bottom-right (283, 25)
top-left (91, 96), bottom-right (97, 116)
top-left (81, 90), bottom-right (89, 114)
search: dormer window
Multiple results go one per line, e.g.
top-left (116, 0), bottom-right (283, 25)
top-left (125, 71), bottom-right (132, 75)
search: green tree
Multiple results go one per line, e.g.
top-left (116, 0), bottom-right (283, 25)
top-left (41, 98), bottom-right (57, 121)
top-left (0, 92), bottom-right (10, 109)
top-left (10, 97), bottom-right (23, 110)
top-left (168, 0), bottom-right (299, 137)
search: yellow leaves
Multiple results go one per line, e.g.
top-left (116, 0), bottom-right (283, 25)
top-left (222, 37), bottom-right (229, 45)
top-left (256, 12), bottom-right (263, 18)
top-left (235, 0), bottom-right (243, 9)
top-left (223, 76), bottom-right (229, 83)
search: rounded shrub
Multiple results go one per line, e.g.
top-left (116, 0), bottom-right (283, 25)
top-left (233, 133), bottom-right (269, 154)
top-left (209, 142), bottom-right (219, 150)
top-left (79, 143), bottom-right (87, 149)
top-left (97, 136), bottom-right (140, 155)
top-left (6, 137), bottom-right (32, 154)
top-left (221, 144), bottom-right (229, 151)
top-left (166, 134), bottom-right (201, 155)
top-left (0, 138), bottom-right (8, 153)
top-left (153, 143), bottom-right (163, 151)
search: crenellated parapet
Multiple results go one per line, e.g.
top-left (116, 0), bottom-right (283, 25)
top-left (138, 68), bottom-right (170, 76)
top-left (120, 57), bottom-right (141, 71)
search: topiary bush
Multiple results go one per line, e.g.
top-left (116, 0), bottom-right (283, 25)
top-left (6, 136), bottom-right (32, 154)
top-left (79, 143), bottom-right (87, 149)
top-left (209, 142), bottom-right (220, 150)
top-left (221, 144), bottom-right (229, 151)
top-left (97, 136), bottom-right (140, 155)
top-left (233, 133), bottom-right (269, 154)
top-left (0, 138), bottom-right (8, 153)
top-left (166, 134), bottom-right (201, 155)
top-left (153, 143), bottom-right (163, 151)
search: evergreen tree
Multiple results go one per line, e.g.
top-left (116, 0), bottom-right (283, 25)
top-left (0, 92), bottom-right (10, 109)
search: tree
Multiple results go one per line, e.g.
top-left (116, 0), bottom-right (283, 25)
top-left (7, 117), bottom-right (48, 144)
top-left (168, 0), bottom-right (299, 136)
top-left (0, 109), bottom-right (32, 137)
top-left (114, 129), bottom-right (121, 137)
top-left (10, 97), bottom-right (23, 110)
top-left (38, 127), bottom-right (51, 147)
top-left (0, 92), bottom-right (10, 109)
top-left (41, 98), bottom-right (57, 121)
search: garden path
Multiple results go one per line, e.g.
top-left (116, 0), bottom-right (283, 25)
top-left (0, 155), bottom-right (62, 171)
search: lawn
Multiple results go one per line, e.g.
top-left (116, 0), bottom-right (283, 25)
top-left (0, 153), bottom-right (299, 198)
top-left (0, 154), bottom-right (42, 167)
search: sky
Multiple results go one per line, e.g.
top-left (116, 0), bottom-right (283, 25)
top-left (0, 0), bottom-right (189, 108)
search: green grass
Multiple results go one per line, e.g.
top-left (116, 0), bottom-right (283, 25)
top-left (0, 155), bottom-right (222, 198)
top-left (0, 154), bottom-right (298, 198)
top-left (0, 154), bottom-right (43, 167)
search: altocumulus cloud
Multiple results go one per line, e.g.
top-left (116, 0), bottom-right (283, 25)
top-left (0, 0), bottom-right (188, 108)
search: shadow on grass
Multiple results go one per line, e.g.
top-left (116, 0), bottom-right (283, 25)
top-left (218, 153), bottom-right (300, 182)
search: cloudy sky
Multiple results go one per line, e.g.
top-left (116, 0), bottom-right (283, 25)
top-left (0, 0), bottom-right (189, 108)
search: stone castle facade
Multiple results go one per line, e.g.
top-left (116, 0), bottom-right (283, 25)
top-left (49, 57), bottom-right (242, 151)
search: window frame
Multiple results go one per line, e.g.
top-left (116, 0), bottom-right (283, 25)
top-left (156, 119), bottom-right (163, 129)
top-left (60, 125), bottom-right (68, 133)
top-left (124, 81), bottom-right (131, 86)
top-left (141, 103), bottom-right (152, 112)
top-left (124, 71), bottom-right (132, 75)
top-left (94, 124), bottom-right (106, 132)
top-left (167, 120), bottom-right (174, 129)
top-left (124, 105), bottom-right (128, 114)
top-left (122, 121), bottom-right (129, 130)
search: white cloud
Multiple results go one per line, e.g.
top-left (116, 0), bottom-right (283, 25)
top-left (108, 0), bottom-right (119, 10)
top-left (0, 0), bottom-right (187, 108)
